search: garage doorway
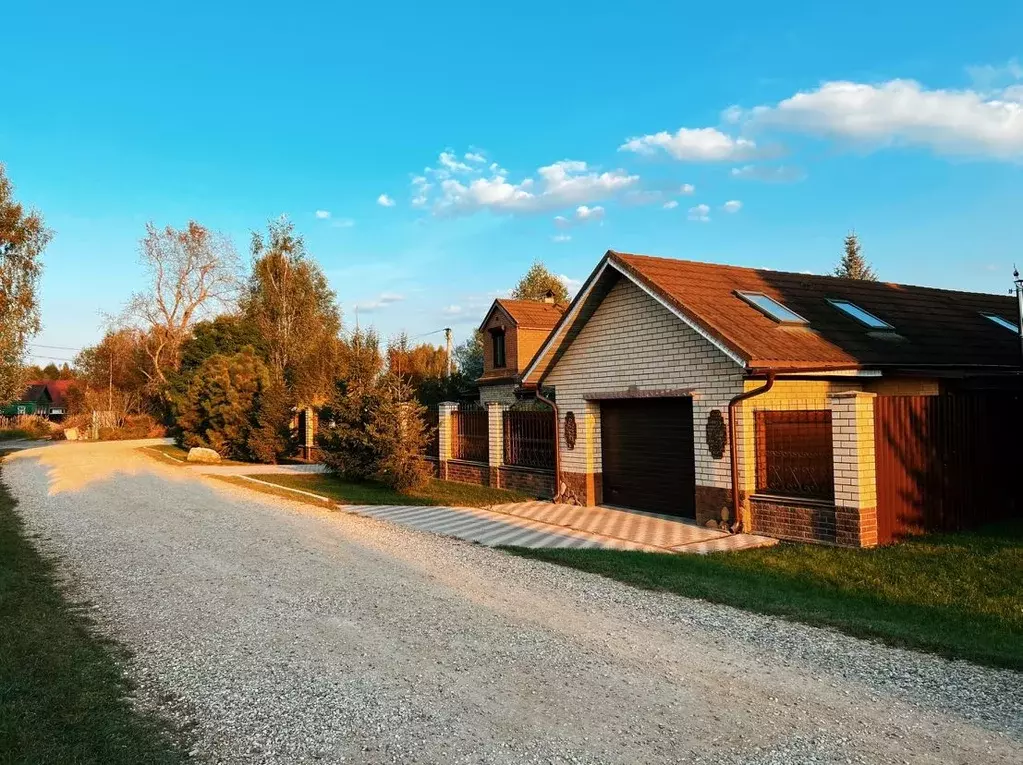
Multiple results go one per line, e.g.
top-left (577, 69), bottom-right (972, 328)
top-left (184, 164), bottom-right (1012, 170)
top-left (599, 397), bottom-right (696, 519)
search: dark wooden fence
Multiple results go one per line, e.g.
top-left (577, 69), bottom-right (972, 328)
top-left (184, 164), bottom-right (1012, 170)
top-left (874, 393), bottom-right (1023, 543)
top-left (451, 403), bottom-right (488, 463)
top-left (503, 407), bottom-right (555, 470)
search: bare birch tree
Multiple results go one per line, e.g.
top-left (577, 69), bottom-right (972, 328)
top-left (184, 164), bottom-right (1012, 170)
top-left (123, 221), bottom-right (239, 386)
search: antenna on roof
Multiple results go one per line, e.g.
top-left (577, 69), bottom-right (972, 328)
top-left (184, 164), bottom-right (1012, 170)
top-left (1014, 266), bottom-right (1023, 366)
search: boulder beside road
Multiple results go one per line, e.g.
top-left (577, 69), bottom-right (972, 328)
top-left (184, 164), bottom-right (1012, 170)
top-left (186, 447), bottom-right (222, 464)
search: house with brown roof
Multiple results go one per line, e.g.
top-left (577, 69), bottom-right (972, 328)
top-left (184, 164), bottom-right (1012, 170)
top-left (506, 250), bottom-right (1023, 546)
top-left (477, 294), bottom-right (566, 404)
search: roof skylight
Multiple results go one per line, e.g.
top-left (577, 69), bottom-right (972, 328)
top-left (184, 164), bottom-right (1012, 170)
top-left (982, 313), bottom-right (1018, 332)
top-left (828, 299), bottom-right (893, 330)
top-left (736, 291), bottom-right (807, 324)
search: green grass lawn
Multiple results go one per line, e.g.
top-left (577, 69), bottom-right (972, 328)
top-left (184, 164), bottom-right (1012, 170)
top-left (506, 522), bottom-right (1023, 670)
top-left (0, 459), bottom-right (185, 763)
top-left (254, 473), bottom-right (535, 508)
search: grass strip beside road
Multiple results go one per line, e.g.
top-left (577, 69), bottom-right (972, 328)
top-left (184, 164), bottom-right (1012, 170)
top-left (253, 473), bottom-right (535, 508)
top-left (0, 458), bottom-right (185, 763)
top-left (505, 521), bottom-right (1023, 670)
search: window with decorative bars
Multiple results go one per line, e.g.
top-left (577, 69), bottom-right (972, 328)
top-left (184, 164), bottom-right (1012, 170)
top-left (754, 409), bottom-right (834, 501)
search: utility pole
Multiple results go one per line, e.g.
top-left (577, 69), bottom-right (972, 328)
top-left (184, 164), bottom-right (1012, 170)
top-left (108, 354), bottom-right (113, 412)
top-left (444, 328), bottom-right (453, 377)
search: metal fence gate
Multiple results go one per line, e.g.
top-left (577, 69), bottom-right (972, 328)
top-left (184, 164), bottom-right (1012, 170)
top-left (873, 393), bottom-right (1023, 543)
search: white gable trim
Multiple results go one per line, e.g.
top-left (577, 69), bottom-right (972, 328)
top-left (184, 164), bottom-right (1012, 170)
top-left (521, 260), bottom-right (611, 382)
top-left (522, 258), bottom-right (749, 383)
top-left (610, 261), bottom-right (747, 368)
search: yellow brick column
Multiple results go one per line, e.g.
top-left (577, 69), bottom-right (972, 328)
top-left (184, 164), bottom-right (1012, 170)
top-left (828, 391), bottom-right (878, 547)
top-left (486, 402), bottom-right (508, 488)
top-left (437, 402), bottom-right (458, 481)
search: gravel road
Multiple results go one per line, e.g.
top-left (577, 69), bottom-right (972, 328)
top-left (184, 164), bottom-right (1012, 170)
top-left (3, 440), bottom-right (1021, 764)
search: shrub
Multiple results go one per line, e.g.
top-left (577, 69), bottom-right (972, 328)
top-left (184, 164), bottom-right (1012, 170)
top-left (316, 381), bottom-right (381, 481)
top-left (95, 415), bottom-right (165, 441)
top-left (246, 381), bottom-right (294, 464)
top-left (368, 376), bottom-right (431, 492)
top-left (0, 415), bottom-right (52, 441)
top-left (177, 348), bottom-right (268, 461)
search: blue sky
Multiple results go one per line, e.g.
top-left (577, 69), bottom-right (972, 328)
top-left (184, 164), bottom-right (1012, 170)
top-left (4, 1), bottom-right (1023, 363)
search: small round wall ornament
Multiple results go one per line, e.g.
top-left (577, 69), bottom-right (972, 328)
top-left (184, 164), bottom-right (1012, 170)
top-left (564, 411), bottom-right (577, 450)
top-left (706, 409), bottom-right (727, 459)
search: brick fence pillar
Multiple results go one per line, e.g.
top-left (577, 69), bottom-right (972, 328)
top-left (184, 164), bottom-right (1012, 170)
top-left (303, 407), bottom-right (316, 460)
top-left (438, 401), bottom-right (457, 481)
top-left (828, 391), bottom-right (878, 547)
top-left (486, 402), bottom-right (507, 488)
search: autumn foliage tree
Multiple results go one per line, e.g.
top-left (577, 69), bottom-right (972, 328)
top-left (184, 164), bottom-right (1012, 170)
top-left (0, 165), bottom-right (50, 405)
top-left (242, 218), bottom-right (343, 410)
top-left (512, 260), bottom-right (569, 303)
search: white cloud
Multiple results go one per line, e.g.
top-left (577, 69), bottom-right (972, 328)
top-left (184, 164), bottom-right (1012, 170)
top-left (745, 78), bottom-right (1023, 160)
top-left (688, 203), bottom-right (711, 222)
top-left (315, 210), bottom-right (331, 220)
top-left (439, 151), bottom-right (473, 174)
top-left (620, 127), bottom-right (757, 161)
top-left (554, 204), bottom-right (605, 229)
top-left (442, 305), bottom-right (463, 316)
top-left (464, 151), bottom-right (486, 163)
top-left (680, 183), bottom-right (695, 194)
top-left (330, 218), bottom-right (355, 228)
top-left (551, 234), bottom-right (572, 243)
top-left (663, 200), bottom-right (679, 210)
top-left (558, 274), bottom-right (583, 296)
top-left (967, 59), bottom-right (1023, 93)
top-left (730, 164), bottom-right (806, 182)
top-left (377, 193), bottom-right (396, 207)
top-left (423, 154), bottom-right (637, 215)
top-left (722, 200), bottom-right (742, 213)
top-left (354, 292), bottom-right (405, 313)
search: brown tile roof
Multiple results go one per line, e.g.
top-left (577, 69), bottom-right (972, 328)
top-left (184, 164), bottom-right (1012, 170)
top-left (44, 380), bottom-right (73, 407)
top-left (493, 298), bottom-right (565, 330)
top-left (610, 251), bottom-right (1021, 371)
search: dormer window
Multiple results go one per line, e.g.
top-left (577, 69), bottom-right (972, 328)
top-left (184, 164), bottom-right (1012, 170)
top-left (982, 313), bottom-right (1018, 332)
top-left (736, 291), bottom-right (808, 325)
top-left (829, 299), bottom-right (893, 330)
top-left (491, 328), bottom-right (507, 368)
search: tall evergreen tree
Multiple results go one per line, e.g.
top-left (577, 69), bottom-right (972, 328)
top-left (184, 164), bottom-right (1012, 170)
top-left (834, 232), bottom-right (878, 281)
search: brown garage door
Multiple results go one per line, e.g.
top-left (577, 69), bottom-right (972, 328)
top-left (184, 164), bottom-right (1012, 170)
top-left (600, 397), bottom-right (695, 518)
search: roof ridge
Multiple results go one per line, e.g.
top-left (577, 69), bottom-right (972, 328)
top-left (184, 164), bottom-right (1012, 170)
top-left (609, 250), bottom-right (1010, 301)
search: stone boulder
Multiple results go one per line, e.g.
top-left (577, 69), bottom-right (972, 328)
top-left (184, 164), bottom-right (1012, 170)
top-left (186, 447), bottom-right (222, 464)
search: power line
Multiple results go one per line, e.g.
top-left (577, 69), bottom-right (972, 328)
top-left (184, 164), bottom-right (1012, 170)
top-left (27, 354), bottom-right (77, 363)
top-left (29, 343), bottom-right (83, 352)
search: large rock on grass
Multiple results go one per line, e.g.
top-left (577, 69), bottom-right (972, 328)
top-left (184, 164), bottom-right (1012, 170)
top-left (186, 447), bottom-right (222, 464)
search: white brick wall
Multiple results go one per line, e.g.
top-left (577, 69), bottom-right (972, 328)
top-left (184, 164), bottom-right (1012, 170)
top-left (544, 277), bottom-right (744, 489)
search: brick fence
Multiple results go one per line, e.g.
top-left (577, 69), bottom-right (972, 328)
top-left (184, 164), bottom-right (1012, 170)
top-left (434, 401), bottom-right (555, 498)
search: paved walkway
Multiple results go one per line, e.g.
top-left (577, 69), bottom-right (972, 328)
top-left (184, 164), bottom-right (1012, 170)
top-left (343, 502), bottom-right (664, 550)
top-left (489, 500), bottom-right (778, 553)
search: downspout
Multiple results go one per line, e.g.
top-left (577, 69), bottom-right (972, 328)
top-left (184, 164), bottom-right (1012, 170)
top-left (533, 384), bottom-right (563, 502)
top-left (728, 373), bottom-right (775, 533)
